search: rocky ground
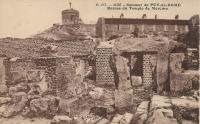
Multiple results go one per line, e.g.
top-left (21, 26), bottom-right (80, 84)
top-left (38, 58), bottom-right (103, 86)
top-left (0, 82), bottom-right (199, 124)
top-left (0, 116), bottom-right (51, 124)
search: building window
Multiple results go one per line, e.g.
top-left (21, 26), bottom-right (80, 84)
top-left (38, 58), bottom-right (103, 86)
top-left (185, 25), bottom-right (189, 32)
top-left (175, 25), bottom-right (178, 31)
top-left (164, 25), bottom-right (168, 31)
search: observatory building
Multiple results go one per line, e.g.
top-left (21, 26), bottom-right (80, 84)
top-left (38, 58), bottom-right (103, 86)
top-left (61, 2), bottom-right (82, 25)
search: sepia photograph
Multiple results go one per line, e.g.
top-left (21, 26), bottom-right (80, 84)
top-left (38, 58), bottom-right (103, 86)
top-left (0, 0), bottom-right (199, 124)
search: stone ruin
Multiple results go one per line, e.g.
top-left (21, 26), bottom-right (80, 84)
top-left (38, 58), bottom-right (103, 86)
top-left (94, 34), bottom-right (199, 123)
top-left (0, 44), bottom-right (94, 121)
top-left (0, 15), bottom-right (199, 124)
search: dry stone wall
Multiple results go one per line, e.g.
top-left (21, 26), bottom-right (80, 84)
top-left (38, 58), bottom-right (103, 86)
top-left (4, 56), bottom-right (76, 97)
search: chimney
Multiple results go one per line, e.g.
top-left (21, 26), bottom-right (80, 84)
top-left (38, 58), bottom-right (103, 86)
top-left (175, 14), bottom-right (179, 20)
top-left (142, 14), bottom-right (147, 19)
top-left (155, 14), bottom-right (157, 19)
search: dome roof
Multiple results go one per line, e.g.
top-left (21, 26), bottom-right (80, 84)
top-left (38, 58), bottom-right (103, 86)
top-left (62, 8), bottom-right (79, 14)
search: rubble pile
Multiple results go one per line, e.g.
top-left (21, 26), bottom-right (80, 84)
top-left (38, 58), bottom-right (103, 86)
top-left (142, 95), bottom-right (199, 124)
top-left (0, 81), bottom-right (60, 118)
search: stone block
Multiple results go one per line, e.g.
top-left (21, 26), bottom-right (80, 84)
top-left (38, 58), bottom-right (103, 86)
top-left (170, 72), bottom-right (199, 93)
top-left (114, 90), bottom-right (133, 110)
top-left (170, 53), bottom-right (185, 73)
top-left (131, 76), bottom-right (142, 86)
top-left (51, 115), bottom-right (73, 124)
top-left (119, 112), bottom-right (133, 124)
top-left (0, 97), bottom-right (11, 105)
top-left (151, 95), bottom-right (171, 109)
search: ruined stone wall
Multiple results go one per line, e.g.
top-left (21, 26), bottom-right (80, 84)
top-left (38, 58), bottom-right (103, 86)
top-left (96, 47), bottom-right (114, 86)
top-left (56, 57), bottom-right (76, 98)
top-left (143, 53), bottom-right (157, 85)
top-left (0, 57), bottom-right (6, 93)
top-left (4, 56), bottom-right (76, 97)
top-left (4, 58), bottom-right (37, 86)
top-left (79, 24), bottom-right (96, 36)
top-left (170, 53), bottom-right (199, 94)
top-left (58, 40), bottom-right (94, 56)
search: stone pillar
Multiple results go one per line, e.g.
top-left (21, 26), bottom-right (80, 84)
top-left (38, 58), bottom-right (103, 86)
top-left (156, 52), bottom-right (169, 94)
top-left (96, 47), bottom-right (114, 86)
top-left (143, 54), bottom-right (153, 85)
top-left (115, 55), bottom-right (132, 90)
top-left (114, 55), bottom-right (133, 111)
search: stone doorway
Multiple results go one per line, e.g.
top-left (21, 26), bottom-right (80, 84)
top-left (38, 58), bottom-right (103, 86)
top-left (130, 52), bottom-right (157, 92)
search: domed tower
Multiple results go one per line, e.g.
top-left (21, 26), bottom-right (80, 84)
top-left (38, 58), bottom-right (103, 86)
top-left (62, 2), bottom-right (81, 25)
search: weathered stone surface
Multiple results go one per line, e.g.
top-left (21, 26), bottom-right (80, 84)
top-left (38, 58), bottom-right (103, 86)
top-left (0, 85), bottom-right (8, 96)
top-left (110, 113), bottom-right (133, 124)
top-left (51, 115), bottom-right (73, 124)
top-left (110, 114), bottom-right (123, 124)
top-left (0, 94), bottom-right (28, 118)
top-left (30, 96), bottom-right (59, 117)
top-left (84, 114), bottom-right (103, 124)
top-left (96, 118), bottom-right (110, 124)
top-left (106, 105), bottom-right (115, 114)
top-left (119, 112), bottom-right (133, 124)
top-left (151, 95), bottom-right (171, 108)
top-left (0, 105), bottom-right (7, 116)
top-left (115, 55), bottom-right (132, 90)
top-left (136, 113), bottom-right (147, 124)
top-left (146, 109), bottom-right (178, 124)
top-left (135, 101), bottom-right (149, 124)
top-left (172, 103), bottom-right (199, 124)
top-left (160, 109), bottom-right (174, 118)
top-left (31, 98), bottom-right (48, 112)
top-left (28, 83), bottom-right (42, 95)
top-left (9, 83), bottom-right (28, 95)
top-left (0, 105), bottom-right (16, 117)
top-left (114, 90), bottom-right (133, 110)
top-left (90, 107), bottom-right (107, 118)
top-left (170, 72), bottom-right (199, 93)
top-left (11, 92), bottom-right (28, 103)
top-left (112, 37), bottom-right (175, 94)
top-left (59, 98), bottom-right (80, 117)
top-left (89, 87), bottom-right (104, 100)
top-left (171, 97), bottom-right (199, 109)
top-left (131, 76), bottom-right (142, 86)
top-left (170, 53), bottom-right (185, 73)
top-left (0, 97), bottom-right (11, 105)
top-left (1, 92), bottom-right (28, 117)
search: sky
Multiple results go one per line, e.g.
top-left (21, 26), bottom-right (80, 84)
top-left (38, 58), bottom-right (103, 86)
top-left (0, 0), bottom-right (199, 38)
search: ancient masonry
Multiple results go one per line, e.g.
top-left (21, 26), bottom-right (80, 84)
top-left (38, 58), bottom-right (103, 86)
top-left (56, 56), bottom-right (76, 98)
top-left (143, 54), bottom-right (154, 84)
top-left (4, 56), bottom-right (75, 97)
top-left (96, 47), bottom-right (114, 85)
top-left (61, 40), bottom-right (94, 56)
